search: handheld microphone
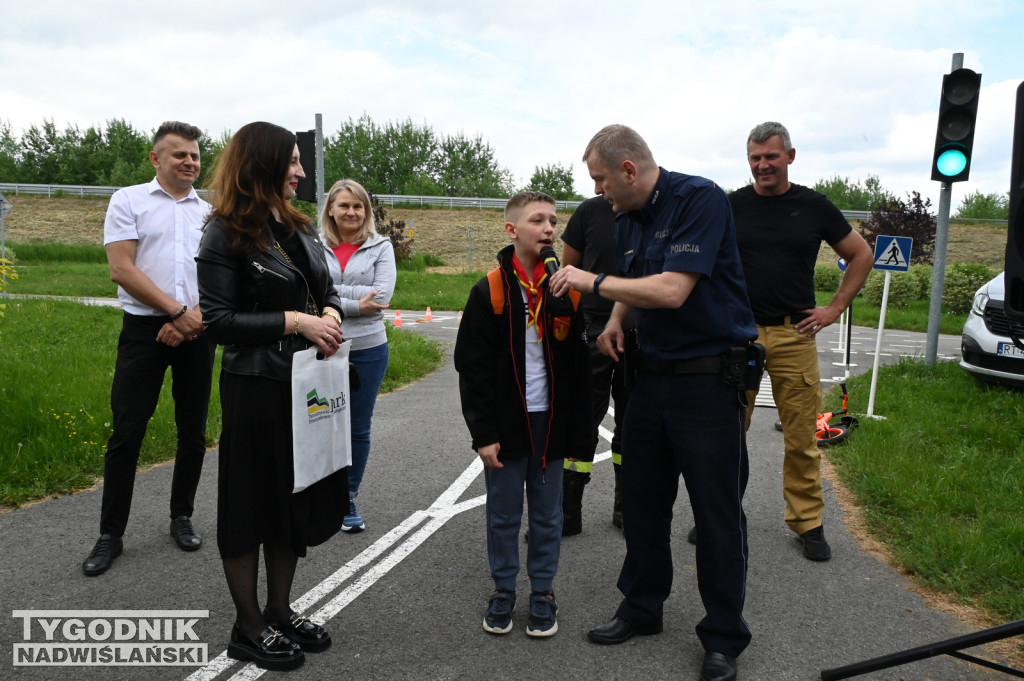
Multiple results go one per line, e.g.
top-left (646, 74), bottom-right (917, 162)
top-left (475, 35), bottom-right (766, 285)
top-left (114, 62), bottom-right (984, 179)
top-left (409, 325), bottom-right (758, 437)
top-left (539, 245), bottom-right (565, 301)
top-left (540, 246), bottom-right (560, 279)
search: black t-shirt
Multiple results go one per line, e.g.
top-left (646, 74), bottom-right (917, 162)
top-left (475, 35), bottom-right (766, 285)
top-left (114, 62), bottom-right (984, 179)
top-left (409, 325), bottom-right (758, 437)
top-left (729, 184), bottom-right (851, 321)
top-left (560, 196), bottom-right (617, 318)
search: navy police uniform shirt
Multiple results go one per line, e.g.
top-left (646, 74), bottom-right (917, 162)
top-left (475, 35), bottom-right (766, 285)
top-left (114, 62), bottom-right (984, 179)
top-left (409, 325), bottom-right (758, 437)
top-left (615, 168), bottom-right (756, 362)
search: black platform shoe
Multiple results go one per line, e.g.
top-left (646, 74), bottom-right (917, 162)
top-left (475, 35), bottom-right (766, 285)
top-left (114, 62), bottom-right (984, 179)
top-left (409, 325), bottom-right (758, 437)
top-left (264, 610), bottom-right (332, 653)
top-left (226, 624), bottom-right (304, 671)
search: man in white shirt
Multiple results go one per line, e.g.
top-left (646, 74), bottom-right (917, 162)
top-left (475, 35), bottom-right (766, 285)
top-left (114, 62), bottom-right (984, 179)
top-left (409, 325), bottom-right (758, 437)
top-left (82, 121), bottom-right (215, 576)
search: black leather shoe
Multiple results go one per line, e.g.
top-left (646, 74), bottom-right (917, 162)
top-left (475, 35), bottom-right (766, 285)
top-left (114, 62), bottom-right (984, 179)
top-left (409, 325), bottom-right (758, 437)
top-left (799, 525), bottom-right (832, 562)
top-left (82, 534), bottom-right (123, 576)
top-left (227, 624), bottom-right (304, 671)
top-left (586, 617), bottom-right (663, 645)
top-left (701, 651), bottom-right (737, 681)
top-left (170, 516), bottom-right (202, 551)
top-left (264, 610), bottom-right (331, 652)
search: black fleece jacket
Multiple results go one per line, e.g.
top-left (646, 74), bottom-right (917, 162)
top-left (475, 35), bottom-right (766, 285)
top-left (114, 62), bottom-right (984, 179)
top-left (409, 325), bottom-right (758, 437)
top-left (454, 245), bottom-right (592, 463)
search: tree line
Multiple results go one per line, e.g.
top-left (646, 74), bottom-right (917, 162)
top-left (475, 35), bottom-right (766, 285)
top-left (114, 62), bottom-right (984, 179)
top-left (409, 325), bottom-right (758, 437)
top-left (0, 116), bottom-right (1006, 216)
top-left (0, 116), bottom-right (584, 201)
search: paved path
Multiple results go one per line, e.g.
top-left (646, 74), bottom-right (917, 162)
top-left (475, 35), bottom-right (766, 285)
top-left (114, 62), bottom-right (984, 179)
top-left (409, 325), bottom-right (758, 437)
top-left (1, 311), bottom-right (1007, 681)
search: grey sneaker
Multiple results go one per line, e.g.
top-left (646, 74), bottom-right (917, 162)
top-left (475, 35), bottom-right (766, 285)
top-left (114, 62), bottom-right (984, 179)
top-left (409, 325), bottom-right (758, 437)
top-left (341, 499), bottom-right (365, 533)
top-left (483, 590), bottom-right (516, 634)
top-left (526, 591), bottom-right (558, 637)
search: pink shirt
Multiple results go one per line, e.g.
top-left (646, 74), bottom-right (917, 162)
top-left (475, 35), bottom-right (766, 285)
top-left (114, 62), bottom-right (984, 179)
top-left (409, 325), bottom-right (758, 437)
top-left (332, 242), bottom-right (359, 272)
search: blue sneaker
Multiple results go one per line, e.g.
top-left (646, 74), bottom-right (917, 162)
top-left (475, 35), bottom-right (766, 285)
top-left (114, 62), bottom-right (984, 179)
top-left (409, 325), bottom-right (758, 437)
top-left (526, 591), bottom-right (558, 637)
top-left (483, 590), bottom-right (515, 634)
top-left (341, 499), bottom-right (365, 533)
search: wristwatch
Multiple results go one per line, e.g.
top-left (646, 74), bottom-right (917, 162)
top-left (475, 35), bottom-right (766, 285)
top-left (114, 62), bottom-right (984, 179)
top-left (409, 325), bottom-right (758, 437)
top-left (593, 273), bottom-right (607, 298)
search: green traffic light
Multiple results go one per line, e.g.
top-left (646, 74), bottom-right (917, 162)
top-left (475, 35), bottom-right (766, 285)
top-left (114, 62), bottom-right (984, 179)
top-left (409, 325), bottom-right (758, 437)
top-left (936, 148), bottom-right (968, 177)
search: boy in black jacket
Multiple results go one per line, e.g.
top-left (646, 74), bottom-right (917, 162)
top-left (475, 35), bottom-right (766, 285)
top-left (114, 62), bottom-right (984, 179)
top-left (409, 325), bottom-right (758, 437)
top-left (454, 191), bottom-right (591, 638)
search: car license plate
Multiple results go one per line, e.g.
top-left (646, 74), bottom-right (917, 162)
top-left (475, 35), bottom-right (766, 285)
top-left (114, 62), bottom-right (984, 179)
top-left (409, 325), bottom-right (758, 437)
top-left (997, 342), bottom-right (1024, 358)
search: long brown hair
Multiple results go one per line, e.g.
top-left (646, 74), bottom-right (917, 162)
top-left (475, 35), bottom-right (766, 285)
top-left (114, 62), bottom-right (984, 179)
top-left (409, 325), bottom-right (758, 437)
top-left (206, 121), bottom-right (309, 250)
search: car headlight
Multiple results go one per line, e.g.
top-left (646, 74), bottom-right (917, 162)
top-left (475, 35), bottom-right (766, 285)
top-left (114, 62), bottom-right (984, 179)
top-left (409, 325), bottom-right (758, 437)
top-left (971, 289), bottom-right (990, 316)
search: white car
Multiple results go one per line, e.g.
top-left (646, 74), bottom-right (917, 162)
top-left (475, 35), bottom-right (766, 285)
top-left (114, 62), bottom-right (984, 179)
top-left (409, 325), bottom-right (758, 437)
top-left (960, 272), bottom-right (1024, 387)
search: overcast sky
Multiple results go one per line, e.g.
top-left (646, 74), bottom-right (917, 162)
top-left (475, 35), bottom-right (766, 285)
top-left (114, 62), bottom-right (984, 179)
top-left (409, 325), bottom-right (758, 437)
top-left (2, 0), bottom-right (1022, 208)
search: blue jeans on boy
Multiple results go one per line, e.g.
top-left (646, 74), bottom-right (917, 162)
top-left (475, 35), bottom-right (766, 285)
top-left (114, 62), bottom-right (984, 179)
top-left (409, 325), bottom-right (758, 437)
top-left (484, 410), bottom-right (563, 592)
top-left (348, 342), bottom-right (389, 499)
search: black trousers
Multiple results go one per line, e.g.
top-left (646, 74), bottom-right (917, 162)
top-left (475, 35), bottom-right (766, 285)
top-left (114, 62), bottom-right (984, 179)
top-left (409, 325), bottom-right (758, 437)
top-left (615, 371), bottom-right (751, 657)
top-left (99, 313), bottom-right (215, 537)
top-left (586, 314), bottom-right (631, 460)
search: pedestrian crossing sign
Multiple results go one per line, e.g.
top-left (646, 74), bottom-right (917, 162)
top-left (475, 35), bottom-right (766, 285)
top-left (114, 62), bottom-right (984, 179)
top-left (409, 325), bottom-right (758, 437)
top-left (873, 236), bottom-right (913, 272)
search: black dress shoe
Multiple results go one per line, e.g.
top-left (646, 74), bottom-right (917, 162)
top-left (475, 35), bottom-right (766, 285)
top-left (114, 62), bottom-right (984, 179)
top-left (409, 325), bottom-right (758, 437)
top-left (227, 624), bottom-right (304, 671)
top-left (264, 610), bottom-right (331, 652)
top-left (170, 516), bottom-right (202, 551)
top-left (586, 617), bottom-right (663, 645)
top-left (82, 534), bottom-right (123, 576)
top-left (701, 651), bottom-right (737, 681)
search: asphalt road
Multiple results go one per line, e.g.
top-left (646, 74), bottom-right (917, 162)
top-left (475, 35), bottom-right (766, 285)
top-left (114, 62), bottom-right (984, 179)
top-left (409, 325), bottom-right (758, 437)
top-left (1, 311), bottom-right (1003, 681)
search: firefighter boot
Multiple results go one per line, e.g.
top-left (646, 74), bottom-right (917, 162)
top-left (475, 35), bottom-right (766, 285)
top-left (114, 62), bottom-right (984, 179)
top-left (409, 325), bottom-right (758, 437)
top-left (561, 470), bottom-right (590, 536)
top-left (612, 462), bottom-right (623, 531)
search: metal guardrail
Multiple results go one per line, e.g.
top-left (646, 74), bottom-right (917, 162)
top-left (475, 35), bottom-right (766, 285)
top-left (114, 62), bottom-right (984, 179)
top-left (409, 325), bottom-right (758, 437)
top-left (0, 183), bottom-right (1008, 224)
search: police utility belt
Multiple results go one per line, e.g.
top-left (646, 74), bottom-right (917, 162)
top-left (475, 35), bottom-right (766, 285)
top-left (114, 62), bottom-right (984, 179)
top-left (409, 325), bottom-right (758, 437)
top-left (636, 343), bottom-right (766, 392)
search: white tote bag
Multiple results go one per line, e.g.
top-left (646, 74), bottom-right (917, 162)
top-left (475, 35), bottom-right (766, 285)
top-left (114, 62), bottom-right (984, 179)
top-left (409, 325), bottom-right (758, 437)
top-left (290, 343), bottom-right (353, 493)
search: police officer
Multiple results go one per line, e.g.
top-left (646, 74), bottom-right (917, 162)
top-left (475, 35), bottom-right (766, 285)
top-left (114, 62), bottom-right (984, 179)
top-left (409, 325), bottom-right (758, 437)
top-left (551, 124), bottom-right (756, 681)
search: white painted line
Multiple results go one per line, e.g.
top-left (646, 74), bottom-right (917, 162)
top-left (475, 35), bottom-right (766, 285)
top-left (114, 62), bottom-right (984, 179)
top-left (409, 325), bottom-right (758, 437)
top-left (188, 417), bottom-right (617, 681)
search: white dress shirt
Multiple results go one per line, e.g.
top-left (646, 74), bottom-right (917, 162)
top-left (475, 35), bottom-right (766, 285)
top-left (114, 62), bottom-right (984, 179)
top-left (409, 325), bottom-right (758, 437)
top-left (103, 177), bottom-right (211, 316)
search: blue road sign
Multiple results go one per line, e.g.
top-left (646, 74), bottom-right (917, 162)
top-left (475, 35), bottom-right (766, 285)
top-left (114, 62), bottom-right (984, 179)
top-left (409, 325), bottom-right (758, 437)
top-left (873, 236), bottom-right (913, 272)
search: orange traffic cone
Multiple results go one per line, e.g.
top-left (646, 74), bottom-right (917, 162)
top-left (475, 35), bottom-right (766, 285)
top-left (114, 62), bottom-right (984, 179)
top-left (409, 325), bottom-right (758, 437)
top-left (424, 307), bottom-right (433, 322)
top-left (393, 310), bottom-right (403, 327)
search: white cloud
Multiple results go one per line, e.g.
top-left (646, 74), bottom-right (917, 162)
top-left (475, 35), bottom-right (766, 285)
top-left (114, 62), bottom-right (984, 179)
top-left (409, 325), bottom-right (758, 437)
top-left (1, 0), bottom-right (1021, 213)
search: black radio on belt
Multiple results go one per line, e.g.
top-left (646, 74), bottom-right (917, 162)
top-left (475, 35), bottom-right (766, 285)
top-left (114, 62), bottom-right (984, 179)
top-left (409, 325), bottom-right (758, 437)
top-left (720, 342), bottom-right (766, 392)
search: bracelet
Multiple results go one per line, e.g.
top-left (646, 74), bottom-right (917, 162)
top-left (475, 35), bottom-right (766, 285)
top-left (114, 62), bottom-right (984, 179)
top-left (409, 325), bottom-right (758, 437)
top-left (593, 273), bottom-right (607, 298)
top-left (292, 310), bottom-right (300, 335)
top-left (170, 305), bottom-right (188, 320)
top-left (324, 309), bottom-right (341, 324)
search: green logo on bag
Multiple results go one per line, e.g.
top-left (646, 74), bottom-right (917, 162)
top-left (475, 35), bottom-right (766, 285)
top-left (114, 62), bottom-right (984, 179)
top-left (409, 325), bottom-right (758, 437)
top-left (306, 389), bottom-right (330, 415)
top-left (306, 388), bottom-right (347, 423)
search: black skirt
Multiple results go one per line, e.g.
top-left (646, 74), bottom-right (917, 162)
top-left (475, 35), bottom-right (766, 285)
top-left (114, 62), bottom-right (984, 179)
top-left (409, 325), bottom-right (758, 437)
top-left (217, 371), bottom-right (348, 558)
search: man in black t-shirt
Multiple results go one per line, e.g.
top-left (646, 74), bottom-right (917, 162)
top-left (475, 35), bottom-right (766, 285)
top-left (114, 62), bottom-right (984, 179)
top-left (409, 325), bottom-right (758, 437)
top-left (728, 122), bottom-right (871, 562)
top-left (560, 196), bottom-right (633, 535)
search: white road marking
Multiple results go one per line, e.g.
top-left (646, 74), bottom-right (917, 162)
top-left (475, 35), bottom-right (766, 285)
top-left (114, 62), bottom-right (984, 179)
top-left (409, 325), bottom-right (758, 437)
top-left (187, 418), bottom-right (616, 681)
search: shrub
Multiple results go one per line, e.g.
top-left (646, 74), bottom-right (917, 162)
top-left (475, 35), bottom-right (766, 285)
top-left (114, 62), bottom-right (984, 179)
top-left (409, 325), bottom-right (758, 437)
top-left (859, 192), bottom-right (937, 265)
top-left (371, 194), bottom-right (413, 264)
top-left (860, 269), bottom-right (922, 308)
top-left (943, 262), bottom-right (997, 314)
top-left (814, 262), bottom-right (843, 292)
top-left (908, 263), bottom-right (933, 298)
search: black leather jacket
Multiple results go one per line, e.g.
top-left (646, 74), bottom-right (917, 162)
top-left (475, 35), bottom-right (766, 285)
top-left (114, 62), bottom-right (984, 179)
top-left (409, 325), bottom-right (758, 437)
top-left (196, 216), bottom-right (343, 382)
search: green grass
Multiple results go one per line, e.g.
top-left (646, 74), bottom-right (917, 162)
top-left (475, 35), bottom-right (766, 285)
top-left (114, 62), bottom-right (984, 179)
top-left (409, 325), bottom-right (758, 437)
top-left (824, 360), bottom-right (1024, 622)
top-left (9, 242), bottom-right (108, 263)
top-left (6, 241), bottom-right (481, 310)
top-left (9, 262), bottom-right (118, 297)
top-left (0, 299), bottom-right (442, 508)
top-left (817, 291), bottom-right (967, 335)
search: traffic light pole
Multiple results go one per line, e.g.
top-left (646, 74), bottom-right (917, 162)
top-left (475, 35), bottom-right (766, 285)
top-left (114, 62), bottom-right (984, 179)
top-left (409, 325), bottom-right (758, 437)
top-left (924, 52), bottom-right (964, 366)
top-left (924, 181), bottom-right (952, 365)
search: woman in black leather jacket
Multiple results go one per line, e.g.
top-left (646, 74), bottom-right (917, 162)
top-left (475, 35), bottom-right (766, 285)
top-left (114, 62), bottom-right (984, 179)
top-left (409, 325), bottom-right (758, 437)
top-left (196, 121), bottom-right (344, 672)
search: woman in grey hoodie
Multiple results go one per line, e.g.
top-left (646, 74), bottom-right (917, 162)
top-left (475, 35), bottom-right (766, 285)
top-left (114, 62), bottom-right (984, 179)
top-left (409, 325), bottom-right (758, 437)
top-left (320, 179), bottom-right (396, 533)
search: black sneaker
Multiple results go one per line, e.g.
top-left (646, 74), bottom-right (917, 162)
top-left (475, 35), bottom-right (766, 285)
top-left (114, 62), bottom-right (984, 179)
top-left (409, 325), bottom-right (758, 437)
top-left (526, 591), bottom-right (558, 637)
top-left (483, 590), bottom-right (515, 634)
top-left (799, 525), bottom-right (832, 561)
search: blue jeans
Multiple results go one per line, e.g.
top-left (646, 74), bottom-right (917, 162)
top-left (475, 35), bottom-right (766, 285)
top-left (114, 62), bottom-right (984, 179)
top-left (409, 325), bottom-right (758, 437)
top-left (348, 342), bottom-right (389, 499)
top-left (484, 411), bottom-right (563, 593)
